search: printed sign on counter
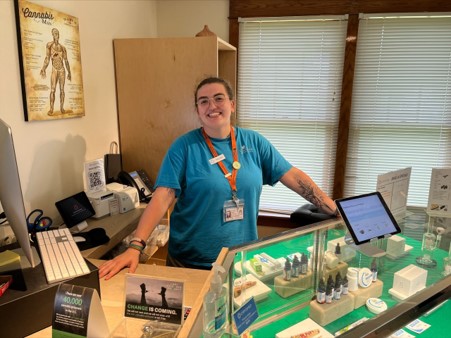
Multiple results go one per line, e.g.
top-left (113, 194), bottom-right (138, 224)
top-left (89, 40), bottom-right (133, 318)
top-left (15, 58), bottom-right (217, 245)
top-left (233, 297), bottom-right (259, 335)
top-left (52, 283), bottom-right (108, 338)
top-left (427, 168), bottom-right (451, 215)
top-left (377, 167), bottom-right (411, 218)
top-left (124, 274), bottom-right (184, 325)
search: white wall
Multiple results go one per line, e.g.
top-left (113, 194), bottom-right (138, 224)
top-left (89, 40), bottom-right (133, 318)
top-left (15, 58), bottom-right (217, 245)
top-left (0, 0), bottom-right (229, 224)
top-left (0, 0), bottom-right (157, 222)
top-left (156, 0), bottom-right (229, 41)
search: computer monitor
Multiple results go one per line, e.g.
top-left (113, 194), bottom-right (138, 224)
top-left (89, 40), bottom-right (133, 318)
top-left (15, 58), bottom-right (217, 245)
top-left (0, 118), bottom-right (37, 267)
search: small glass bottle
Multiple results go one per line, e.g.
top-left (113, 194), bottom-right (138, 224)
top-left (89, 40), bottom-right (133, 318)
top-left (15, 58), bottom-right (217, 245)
top-left (316, 278), bottom-right (326, 304)
top-left (334, 273), bottom-right (342, 300)
top-left (300, 253), bottom-right (308, 275)
top-left (342, 275), bottom-right (349, 295)
top-left (335, 243), bottom-right (342, 261)
top-left (291, 255), bottom-right (300, 277)
top-left (283, 257), bottom-right (292, 281)
top-left (325, 282), bottom-right (333, 304)
top-left (327, 274), bottom-right (335, 300)
top-left (371, 258), bottom-right (378, 282)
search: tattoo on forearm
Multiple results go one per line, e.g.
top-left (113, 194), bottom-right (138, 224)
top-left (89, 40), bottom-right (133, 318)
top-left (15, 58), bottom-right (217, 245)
top-left (296, 179), bottom-right (335, 214)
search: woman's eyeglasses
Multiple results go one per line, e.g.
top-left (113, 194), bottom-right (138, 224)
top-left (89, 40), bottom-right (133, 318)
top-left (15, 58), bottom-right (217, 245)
top-left (196, 94), bottom-right (228, 108)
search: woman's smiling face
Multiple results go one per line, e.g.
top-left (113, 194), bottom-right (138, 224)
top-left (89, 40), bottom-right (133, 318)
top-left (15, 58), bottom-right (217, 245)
top-left (196, 82), bottom-right (235, 139)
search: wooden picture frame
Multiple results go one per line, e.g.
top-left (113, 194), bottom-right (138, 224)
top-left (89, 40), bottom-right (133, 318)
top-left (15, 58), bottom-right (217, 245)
top-left (14, 0), bottom-right (85, 121)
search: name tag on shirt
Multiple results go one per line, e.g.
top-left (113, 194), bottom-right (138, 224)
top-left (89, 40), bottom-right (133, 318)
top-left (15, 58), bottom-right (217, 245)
top-left (209, 154), bottom-right (225, 165)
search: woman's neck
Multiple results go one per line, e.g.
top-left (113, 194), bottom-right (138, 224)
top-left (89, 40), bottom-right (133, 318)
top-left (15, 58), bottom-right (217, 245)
top-left (203, 125), bottom-right (232, 139)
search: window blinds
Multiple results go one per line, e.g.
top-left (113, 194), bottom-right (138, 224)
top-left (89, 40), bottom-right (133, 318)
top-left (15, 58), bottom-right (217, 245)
top-left (238, 17), bottom-right (347, 212)
top-left (345, 15), bottom-right (451, 207)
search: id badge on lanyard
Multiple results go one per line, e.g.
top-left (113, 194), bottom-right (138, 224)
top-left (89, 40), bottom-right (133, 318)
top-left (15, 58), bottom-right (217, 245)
top-left (223, 198), bottom-right (245, 222)
top-left (202, 127), bottom-right (244, 223)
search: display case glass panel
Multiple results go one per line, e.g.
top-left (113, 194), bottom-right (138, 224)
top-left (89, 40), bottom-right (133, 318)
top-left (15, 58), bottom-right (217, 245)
top-left (202, 208), bottom-right (451, 338)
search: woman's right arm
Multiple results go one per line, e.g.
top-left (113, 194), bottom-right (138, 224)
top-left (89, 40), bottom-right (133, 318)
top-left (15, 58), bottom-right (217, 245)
top-left (98, 187), bottom-right (176, 280)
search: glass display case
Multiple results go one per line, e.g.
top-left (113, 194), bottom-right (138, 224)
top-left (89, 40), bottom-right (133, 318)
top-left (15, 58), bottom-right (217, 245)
top-left (182, 208), bottom-right (451, 337)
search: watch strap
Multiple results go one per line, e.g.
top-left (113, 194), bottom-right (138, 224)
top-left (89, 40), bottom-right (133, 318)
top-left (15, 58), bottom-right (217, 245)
top-left (128, 243), bottom-right (145, 252)
top-left (130, 237), bottom-right (146, 249)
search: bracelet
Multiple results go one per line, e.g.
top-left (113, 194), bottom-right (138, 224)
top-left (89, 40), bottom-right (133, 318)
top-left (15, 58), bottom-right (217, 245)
top-left (128, 243), bottom-right (145, 252)
top-left (130, 237), bottom-right (146, 249)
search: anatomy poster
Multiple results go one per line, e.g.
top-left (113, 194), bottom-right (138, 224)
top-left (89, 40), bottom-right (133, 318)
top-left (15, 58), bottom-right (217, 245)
top-left (15, 0), bottom-right (85, 121)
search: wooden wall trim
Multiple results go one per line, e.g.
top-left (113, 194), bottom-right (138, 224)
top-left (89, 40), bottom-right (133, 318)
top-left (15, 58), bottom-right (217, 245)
top-left (333, 13), bottom-right (358, 200)
top-left (230, 0), bottom-right (451, 18)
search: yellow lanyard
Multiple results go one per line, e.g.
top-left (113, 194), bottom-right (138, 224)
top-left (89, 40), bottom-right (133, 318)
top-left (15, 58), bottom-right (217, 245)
top-left (201, 126), bottom-right (240, 193)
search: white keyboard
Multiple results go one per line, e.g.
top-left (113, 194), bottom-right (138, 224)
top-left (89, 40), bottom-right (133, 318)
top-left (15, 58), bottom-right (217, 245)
top-left (36, 228), bottom-right (91, 283)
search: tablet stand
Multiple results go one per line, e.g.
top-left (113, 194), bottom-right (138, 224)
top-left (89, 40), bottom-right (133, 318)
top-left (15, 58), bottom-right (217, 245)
top-left (68, 221), bottom-right (88, 234)
top-left (344, 233), bottom-right (387, 258)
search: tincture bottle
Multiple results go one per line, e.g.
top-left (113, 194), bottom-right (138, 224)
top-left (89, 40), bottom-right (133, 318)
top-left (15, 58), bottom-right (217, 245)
top-left (335, 243), bottom-right (342, 261)
top-left (316, 278), bottom-right (326, 304)
top-left (283, 257), bottom-right (292, 281)
top-left (291, 255), bottom-right (300, 277)
top-left (371, 258), bottom-right (378, 282)
top-left (334, 273), bottom-right (342, 300)
top-left (327, 274), bottom-right (335, 300)
top-left (325, 281), bottom-right (333, 303)
top-left (342, 275), bottom-right (349, 295)
top-left (300, 253), bottom-right (308, 275)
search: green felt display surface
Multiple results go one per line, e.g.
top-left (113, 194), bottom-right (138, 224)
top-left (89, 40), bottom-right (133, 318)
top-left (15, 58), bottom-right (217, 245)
top-left (229, 214), bottom-right (450, 338)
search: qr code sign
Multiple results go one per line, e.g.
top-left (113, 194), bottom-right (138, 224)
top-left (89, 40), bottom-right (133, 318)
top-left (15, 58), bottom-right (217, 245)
top-left (89, 170), bottom-right (103, 190)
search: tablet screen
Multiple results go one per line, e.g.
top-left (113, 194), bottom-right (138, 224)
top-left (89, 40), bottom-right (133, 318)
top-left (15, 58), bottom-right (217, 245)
top-left (335, 192), bottom-right (401, 245)
top-left (55, 191), bottom-right (95, 228)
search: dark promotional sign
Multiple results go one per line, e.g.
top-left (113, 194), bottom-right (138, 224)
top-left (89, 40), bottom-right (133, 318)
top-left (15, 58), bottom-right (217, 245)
top-left (52, 283), bottom-right (108, 337)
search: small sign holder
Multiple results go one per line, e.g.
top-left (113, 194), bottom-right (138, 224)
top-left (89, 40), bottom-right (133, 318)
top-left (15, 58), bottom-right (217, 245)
top-left (121, 274), bottom-right (185, 337)
top-left (52, 283), bottom-right (109, 337)
top-left (233, 297), bottom-right (259, 336)
top-left (427, 168), bottom-right (451, 216)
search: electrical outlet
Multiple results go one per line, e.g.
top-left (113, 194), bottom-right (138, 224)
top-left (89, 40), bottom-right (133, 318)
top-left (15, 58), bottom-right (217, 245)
top-left (0, 224), bottom-right (16, 246)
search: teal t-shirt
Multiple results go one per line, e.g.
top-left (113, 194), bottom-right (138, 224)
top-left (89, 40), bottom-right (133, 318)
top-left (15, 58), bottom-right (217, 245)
top-left (155, 127), bottom-right (292, 268)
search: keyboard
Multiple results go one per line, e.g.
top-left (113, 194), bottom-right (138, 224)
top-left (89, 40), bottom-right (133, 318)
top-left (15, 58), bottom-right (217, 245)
top-left (36, 228), bottom-right (91, 283)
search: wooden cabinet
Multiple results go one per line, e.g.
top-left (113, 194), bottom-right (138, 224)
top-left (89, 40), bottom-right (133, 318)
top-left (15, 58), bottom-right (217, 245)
top-left (113, 36), bottom-right (236, 182)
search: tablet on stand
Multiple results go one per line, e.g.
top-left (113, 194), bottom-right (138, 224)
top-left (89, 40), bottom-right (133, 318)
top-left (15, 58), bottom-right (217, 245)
top-left (336, 192), bottom-right (402, 257)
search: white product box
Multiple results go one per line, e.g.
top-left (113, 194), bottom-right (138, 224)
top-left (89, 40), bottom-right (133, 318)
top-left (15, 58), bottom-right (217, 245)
top-left (389, 264), bottom-right (427, 300)
top-left (387, 235), bottom-right (406, 257)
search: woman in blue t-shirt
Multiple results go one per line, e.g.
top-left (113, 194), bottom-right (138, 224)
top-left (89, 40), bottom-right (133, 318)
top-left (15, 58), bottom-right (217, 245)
top-left (99, 77), bottom-right (337, 278)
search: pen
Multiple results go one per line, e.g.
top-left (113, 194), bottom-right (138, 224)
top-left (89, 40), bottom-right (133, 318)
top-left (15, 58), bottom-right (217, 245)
top-left (424, 299), bottom-right (447, 317)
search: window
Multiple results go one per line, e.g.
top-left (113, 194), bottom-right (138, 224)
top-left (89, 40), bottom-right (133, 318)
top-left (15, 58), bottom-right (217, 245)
top-left (238, 17), bottom-right (347, 212)
top-left (345, 15), bottom-right (451, 206)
